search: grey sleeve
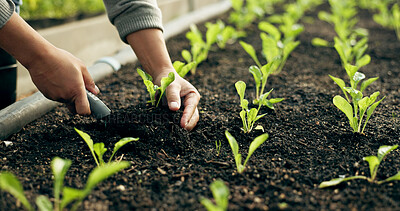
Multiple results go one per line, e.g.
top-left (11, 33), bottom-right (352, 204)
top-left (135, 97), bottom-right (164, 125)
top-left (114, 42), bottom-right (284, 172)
top-left (0, 0), bottom-right (15, 29)
top-left (102, 0), bottom-right (163, 43)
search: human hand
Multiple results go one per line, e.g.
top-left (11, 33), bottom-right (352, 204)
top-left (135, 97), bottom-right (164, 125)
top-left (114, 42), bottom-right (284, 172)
top-left (26, 47), bottom-right (99, 115)
top-left (154, 69), bottom-right (200, 131)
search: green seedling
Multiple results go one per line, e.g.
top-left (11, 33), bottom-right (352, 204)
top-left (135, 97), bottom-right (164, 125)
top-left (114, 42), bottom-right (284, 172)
top-left (137, 69), bottom-right (175, 107)
top-left (235, 81), bottom-right (269, 133)
top-left (239, 41), bottom-right (284, 107)
top-left (258, 21), bottom-right (301, 74)
top-left (75, 128), bottom-right (138, 166)
top-left (207, 20), bottom-right (245, 49)
top-left (330, 64), bottom-right (384, 133)
top-left (172, 61), bottom-right (196, 78)
top-left (229, 0), bottom-right (257, 30)
top-left (200, 179), bottom-right (230, 211)
top-left (215, 140), bottom-right (222, 156)
top-left (320, 145), bottom-right (400, 188)
top-left (225, 131), bottom-right (269, 173)
top-left (373, 3), bottom-right (400, 40)
top-left (0, 157), bottom-right (130, 211)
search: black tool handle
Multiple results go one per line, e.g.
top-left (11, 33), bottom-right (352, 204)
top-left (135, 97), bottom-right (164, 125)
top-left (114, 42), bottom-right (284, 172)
top-left (86, 90), bottom-right (111, 119)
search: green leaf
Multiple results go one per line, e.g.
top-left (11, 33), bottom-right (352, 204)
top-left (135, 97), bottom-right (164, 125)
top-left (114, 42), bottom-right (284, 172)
top-left (235, 81), bottom-right (246, 104)
top-left (36, 195), bottom-right (53, 211)
top-left (356, 54), bottom-right (371, 68)
top-left (156, 72), bottom-right (175, 107)
top-left (363, 155), bottom-right (380, 180)
top-left (345, 64), bottom-right (359, 80)
top-left (51, 157), bottom-right (71, 209)
top-left (137, 68), bottom-right (152, 81)
top-left (206, 23), bottom-right (220, 46)
top-left (362, 96), bottom-right (385, 133)
top-left (333, 95), bottom-right (354, 129)
top-left (258, 21), bottom-right (281, 40)
top-left (84, 161), bottom-right (130, 194)
top-left (143, 80), bottom-right (156, 105)
top-left (181, 50), bottom-right (192, 63)
top-left (0, 172), bottom-right (33, 211)
top-left (200, 198), bottom-right (221, 211)
top-left (383, 171), bottom-right (400, 183)
top-left (177, 62), bottom-right (196, 78)
top-left (60, 187), bottom-right (83, 210)
top-left (210, 179), bottom-right (229, 210)
top-left (360, 77), bottom-right (378, 93)
top-left (319, 176), bottom-right (367, 188)
top-left (239, 41), bottom-right (262, 67)
top-left (225, 131), bottom-right (239, 158)
top-left (75, 128), bottom-right (99, 166)
top-left (311, 38), bottom-right (331, 47)
top-left (109, 137), bottom-right (139, 163)
top-left (243, 133), bottom-right (269, 166)
top-left (249, 66), bottom-right (262, 97)
top-left (94, 142), bottom-right (107, 166)
top-left (377, 145), bottom-right (398, 162)
top-left (172, 61), bottom-right (185, 73)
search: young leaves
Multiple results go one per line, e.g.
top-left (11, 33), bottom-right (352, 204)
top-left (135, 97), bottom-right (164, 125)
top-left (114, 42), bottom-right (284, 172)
top-left (200, 179), bottom-right (230, 211)
top-left (173, 61), bottom-right (196, 78)
top-left (225, 131), bottom-right (269, 173)
top-left (0, 157), bottom-right (130, 211)
top-left (235, 81), bottom-right (268, 133)
top-left (0, 172), bottom-right (33, 211)
top-left (320, 145), bottom-right (400, 188)
top-left (137, 69), bottom-right (175, 107)
top-left (75, 128), bottom-right (138, 166)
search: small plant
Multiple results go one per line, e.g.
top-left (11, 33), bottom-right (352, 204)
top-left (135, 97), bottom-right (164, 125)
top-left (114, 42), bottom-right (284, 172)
top-left (239, 42), bottom-right (284, 108)
top-left (137, 69), bottom-right (175, 107)
top-left (320, 145), bottom-right (400, 188)
top-left (235, 81), bottom-right (268, 133)
top-left (75, 128), bottom-right (138, 166)
top-left (207, 20), bottom-right (245, 49)
top-left (172, 61), bottom-right (196, 78)
top-left (215, 140), bottom-right (222, 156)
top-left (200, 179), bottom-right (230, 211)
top-left (258, 21), bottom-right (301, 74)
top-left (225, 130), bottom-right (269, 173)
top-left (0, 157), bottom-right (130, 211)
top-left (330, 64), bottom-right (385, 133)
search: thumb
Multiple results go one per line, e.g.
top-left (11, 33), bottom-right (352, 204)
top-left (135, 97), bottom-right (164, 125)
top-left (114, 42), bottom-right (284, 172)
top-left (165, 83), bottom-right (181, 111)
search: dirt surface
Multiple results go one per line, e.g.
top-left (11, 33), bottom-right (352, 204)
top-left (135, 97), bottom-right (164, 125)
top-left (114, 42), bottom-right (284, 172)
top-left (2, 3), bottom-right (400, 210)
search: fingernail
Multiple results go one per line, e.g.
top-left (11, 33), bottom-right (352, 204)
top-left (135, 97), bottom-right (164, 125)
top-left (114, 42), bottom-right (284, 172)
top-left (170, 102), bottom-right (179, 109)
top-left (94, 85), bottom-right (100, 94)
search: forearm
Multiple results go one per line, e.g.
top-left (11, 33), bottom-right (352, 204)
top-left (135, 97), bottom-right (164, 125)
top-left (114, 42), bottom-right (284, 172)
top-left (0, 12), bottom-right (55, 71)
top-left (126, 28), bottom-right (175, 81)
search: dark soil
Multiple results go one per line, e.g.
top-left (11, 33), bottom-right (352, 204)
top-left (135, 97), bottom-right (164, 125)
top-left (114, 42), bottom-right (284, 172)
top-left (2, 3), bottom-right (400, 211)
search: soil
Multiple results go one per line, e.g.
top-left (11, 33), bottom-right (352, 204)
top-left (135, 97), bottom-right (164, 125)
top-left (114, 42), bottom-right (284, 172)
top-left (2, 3), bottom-right (400, 211)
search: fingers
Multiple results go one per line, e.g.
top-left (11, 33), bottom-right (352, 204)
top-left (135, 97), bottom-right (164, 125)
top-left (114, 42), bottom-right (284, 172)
top-left (73, 87), bottom-right (91, 115)
top-left (180, 92), bottom-right (200, 131)
top-left (81, 66), bottom-right (99, 95)
top-left (166, 83), bottom-right (182, 111)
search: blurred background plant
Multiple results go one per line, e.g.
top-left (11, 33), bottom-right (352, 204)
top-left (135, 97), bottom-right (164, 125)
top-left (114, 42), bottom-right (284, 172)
top-left (20, 0), bottom-right (105, 20)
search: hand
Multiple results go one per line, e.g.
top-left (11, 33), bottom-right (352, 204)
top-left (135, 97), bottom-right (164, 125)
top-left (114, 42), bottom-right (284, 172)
top-left (154, 69), bottom-right (200, 131)
top-left (27, 47), bottom-right (99, 115)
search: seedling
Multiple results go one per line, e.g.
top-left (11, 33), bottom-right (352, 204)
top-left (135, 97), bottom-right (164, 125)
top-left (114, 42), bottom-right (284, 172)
top-left (215, 140), bottom-right (222, 156)
top-left (330, 64), bottom-right (385, 133)
top-left (373, 2), bottom-right (400, 39)
top-left (137, 69), bottom-right (175, 107)
top-left (207, 20), bottom-right (245, 49)
top-left (225, 131), bottom-right (269, 173)
top-left (200, 179), bottom-right (230, 211)
top-left (235, 81), bottom-right (269, 133)
top-left (320, 145), bottom-right (400, 188)
top-left (172, 61), bottom-right (196, 78)
top-left (239, 42), bottom-right (284, 107)
top-left (258, 21), bottom-right (301, 74)
top-left (75, 128), bottom-right (138, 166)
top-left (0, 157), bottom-right (130, 211)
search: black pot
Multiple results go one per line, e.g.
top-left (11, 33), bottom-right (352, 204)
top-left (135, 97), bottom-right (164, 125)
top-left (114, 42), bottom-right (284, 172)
top-left (0, 48), bottom-right (17, 110)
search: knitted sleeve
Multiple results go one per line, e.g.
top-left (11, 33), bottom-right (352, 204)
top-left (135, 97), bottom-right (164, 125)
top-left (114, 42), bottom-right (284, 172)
top-left (102, 0), bottom-right (163, 43)
top-left (0, 0), bottom-right (15, 29)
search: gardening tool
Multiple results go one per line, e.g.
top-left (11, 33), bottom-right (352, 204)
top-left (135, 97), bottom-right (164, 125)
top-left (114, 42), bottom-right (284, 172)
top-left (86, 90), bottom-right (111, 119)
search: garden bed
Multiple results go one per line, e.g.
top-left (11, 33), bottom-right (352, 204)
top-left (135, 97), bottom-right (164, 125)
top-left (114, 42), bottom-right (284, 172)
top-left (1, 3), bottom-right (400, 210)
